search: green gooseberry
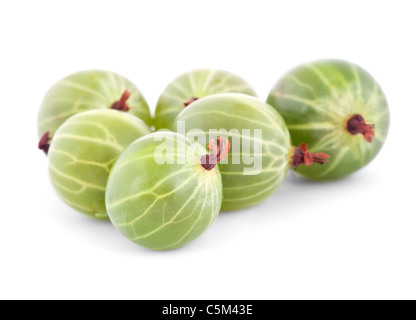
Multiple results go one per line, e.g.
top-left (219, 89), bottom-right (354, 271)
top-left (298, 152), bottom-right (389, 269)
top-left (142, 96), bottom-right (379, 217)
top-left (154, 69), bottom-right (257, 130)
top-left (48, 109), bottom-right (150, 219)
top-left (174, 93), bottom-right (329, 211)
top-left (105, 132), bottom-right (223, 250)
top-left (37, 70), bottom-right (151, 153)
top-left (267, 59), bottom-right (389, 180)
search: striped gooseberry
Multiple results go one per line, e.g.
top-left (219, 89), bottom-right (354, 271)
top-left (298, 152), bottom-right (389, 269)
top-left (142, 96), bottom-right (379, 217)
top-left (154, 69), bottom-right (257, 130)
top-left (48, 109), bottom-right (150, 219)
top-left (267, 59), bottom-right (389, 180)
top-left (174, 93), bottom-right (329, 210)
top-left (37, 70), bottom-right (151, 154)
top-left (105, 132), bottom-right (224, 250)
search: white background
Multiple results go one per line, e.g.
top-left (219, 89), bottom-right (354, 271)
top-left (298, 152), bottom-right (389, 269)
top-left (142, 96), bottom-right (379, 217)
top-left (0, 0), bottom-right (415, 300)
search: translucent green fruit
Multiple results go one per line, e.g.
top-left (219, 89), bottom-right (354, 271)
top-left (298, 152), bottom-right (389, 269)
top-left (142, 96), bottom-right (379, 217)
top-left (48, 109), bottom-right (150, 219)
top-left (174, 93), bottom-right (293, 211)
top-left (106, 132), bottom-right (222, 251)
top-left (154, 69), bottom-right (257, 130)
top-left (267, 59), bottom-right (389, 180)
top-left (37, 70), bottom-right (151, 143)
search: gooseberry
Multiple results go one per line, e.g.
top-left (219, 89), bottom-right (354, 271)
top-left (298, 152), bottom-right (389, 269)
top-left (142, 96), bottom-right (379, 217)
top-left (105, 132), bottom-right (224, 250)
top-left (267, 59), bottom-right (389, 180)
top-left (154, 69), bottom-right (257, 130)
top-left (174, 93), bottom-right (329, 210)
top-left (37, 70), bottom-right (151, 154)
top-left (48, 109), bottom-right (150, 219)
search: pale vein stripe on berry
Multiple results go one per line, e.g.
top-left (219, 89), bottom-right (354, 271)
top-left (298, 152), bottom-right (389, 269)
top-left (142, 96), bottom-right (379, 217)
top-left (49, 162), bottom-right (106, 191)
top-left (287, 122), bottom-right (336, 130)
top-left (59, 80), bottom-right (107, 102)
top-left (222, 173), bottom-right (285, 203)
top-left (350, 63), bottom-right (363, 98)
top-left (169, 79), bottom-right (191, 97)
top-left (53, 134), bottom-right (124, 152)
top-left (285, 75), bottom-right (318, 98)
top-left (201, 69), bottom-right (218, 92)
top-left (315, 146), bottom-right (349, 178)
top-left (109, 170), bottom-right (198, 213)
top-left (131, 180), bottom-right (205, 240)
top-left (154, 183), bottom-right (210, 250)
top-left (51, 149), bottom-right (113, 172)
top-left (306, 64), bottom-right (339, 97)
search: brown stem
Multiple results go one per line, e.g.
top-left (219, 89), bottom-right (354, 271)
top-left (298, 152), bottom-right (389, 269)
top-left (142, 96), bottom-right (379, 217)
top-left (200, 154), bottom-right (218, 171)
top-left (200, 137), bottom-right (230, 171)
top-left (38, 131), bottom-right (51, 155)
top-left (347, 114), bottom-right (375, 142)
top-left (291, 143), bottom-right (330, 167)
top-left (111, 90), bottom-right (131, 112)
top-left (184, 97), bottom-right (198, 107)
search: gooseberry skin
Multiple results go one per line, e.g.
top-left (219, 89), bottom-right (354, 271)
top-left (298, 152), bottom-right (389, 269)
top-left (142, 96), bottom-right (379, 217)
top-left (37, 70), bottom-right (151, 140)
top-left (174, 93), bottom-right (292, 211)
top-left (267, 59), bottom-right (390, 180)
top-left (105, 132), bottom-right (222, 251)
top-left (154, 69), bottom-right (257, 130)
top-left (48, 109), bottom-right (150, 219)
